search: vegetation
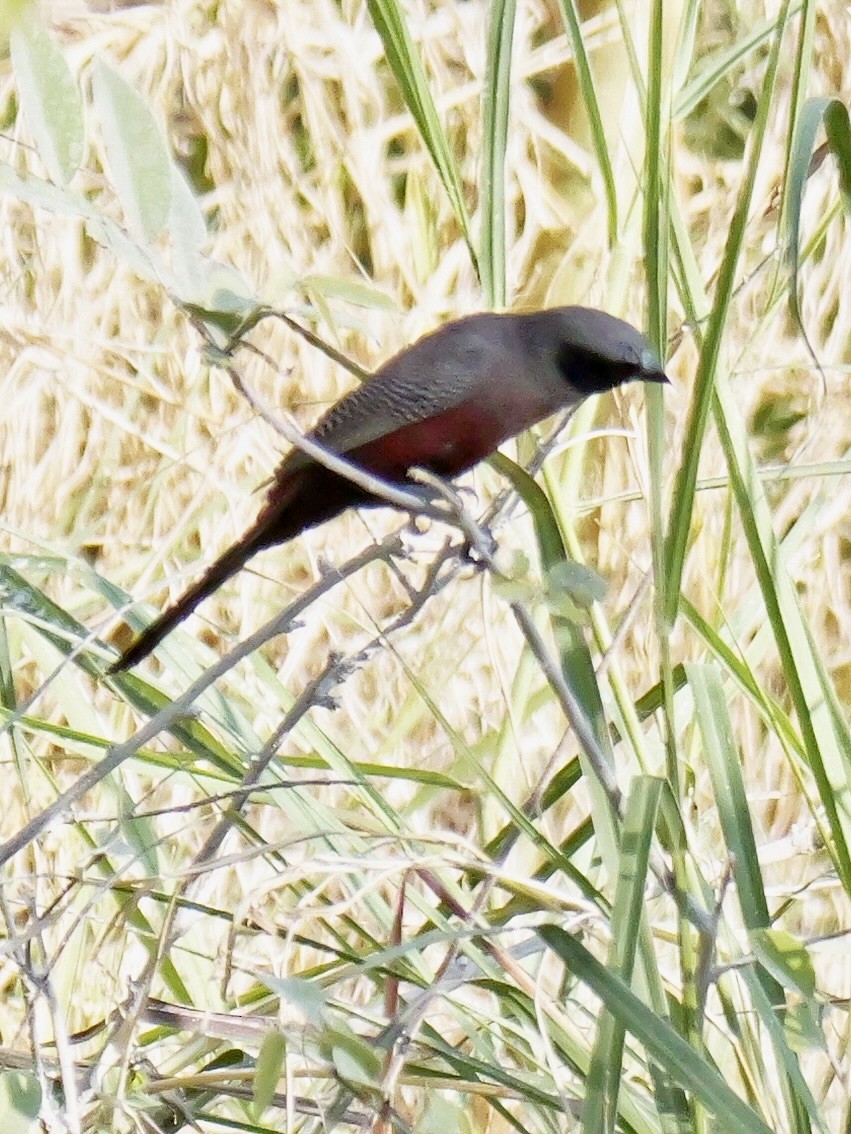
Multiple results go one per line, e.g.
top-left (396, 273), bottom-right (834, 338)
top-left (0, 0), bottom-right (849, 1130)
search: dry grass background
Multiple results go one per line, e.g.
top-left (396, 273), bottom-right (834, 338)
top-left (1, 0), bottom-right (850, 1129)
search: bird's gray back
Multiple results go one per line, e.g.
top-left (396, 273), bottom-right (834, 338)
top-left (306, 313), bottom-right (515, 457)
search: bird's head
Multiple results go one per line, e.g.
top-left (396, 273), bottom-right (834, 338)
top-left (536, 306), bottom-right (668, 395)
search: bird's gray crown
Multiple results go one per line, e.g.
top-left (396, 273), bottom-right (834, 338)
top-left (523, 306), bottom-right (666, 395)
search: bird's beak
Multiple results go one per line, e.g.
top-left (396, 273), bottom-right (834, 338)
top-left (640, 347), bottom-right (669, 383)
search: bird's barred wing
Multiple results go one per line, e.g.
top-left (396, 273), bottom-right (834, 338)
top-left (279, 318), bottom-right (509, 474)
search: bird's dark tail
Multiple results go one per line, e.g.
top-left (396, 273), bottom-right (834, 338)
top-left (108, 461), bottom-right (368, 673)
top-left (107, 523), bottom-right (273, 674)
top-left (108, 467), bottom-right (313, 673)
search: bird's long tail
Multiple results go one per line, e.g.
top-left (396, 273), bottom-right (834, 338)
top-left (107, 522), bottom-right (273, 673)
top-left (108, 469), bottom-right (314, 673)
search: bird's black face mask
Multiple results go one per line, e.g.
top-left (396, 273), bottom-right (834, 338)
top-left (555, 342), bottom-right (647, 395)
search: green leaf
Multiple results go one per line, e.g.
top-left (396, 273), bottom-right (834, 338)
top-left (321, 1019), bottom-right (382, 1088)
top-left (547, 559), bottom-right (607, 609)
top-left (0, 159), bottom-right (94, 222)
top-left (490, 450), bottom-right (621, 882)
top-left (0, 0), bottom-right (36, 37)
top-left (10, 13), bottom-right (84, 185)
top-left (664, 0), bottom-right (792, 619)
top-left (538, 925), bottom-right (775, 1134)
top-left (785, 96), bottom-right (851, 326)
top-left (365, 0), bottom-right (477, 272)
top-left (181, 259), bottom-right (262, 341)
top-left (91, 57), bottom-right (172, 244)
top-left (419, 1094), bottom-right (469, 1134)
top-left (687, 662), bottom-right (771, 929)
top-left (0, 561), bottom-right (241, 773)
top-left (480, 0), bottom-right (515, 307)
top-left (709, 387), bottom-right (851, 886)
top-left (330, 1037), bottom-right (382, 1089)
top-left (783, 1001), bottom-right (827, 1055)
top-left (0, 1071), bottom-right (40, 1134)
top-left (168, 162), bottom-right (208, 297)
top-left (258, 973), bottom-right (327, 1025)
top-left (750, 929), bottom-right (816, 999)
top-left (301, 273), bottom-right (397, 311)
top-left (555, 0), bottom-right (618, 244)
top-left (675, 5), bottom-right (803, 120)
top-left (585, 777), bottom-right (663, 1134)
top-left (0, 161), bottom-right (170, 286)
top-left (253, 1030), bottom-right (286, 1117)
top-left (825, 100), bottom-right (851, 211)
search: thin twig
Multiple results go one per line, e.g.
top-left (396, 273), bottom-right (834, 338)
top-left (410, 468), bottom-right (623, 811)
top-left (221, 357), bottom-right (451, 519)
top-left (0, 533), bottom-right (414, 867)
top-left (180, 541), bottom-right (460, 894)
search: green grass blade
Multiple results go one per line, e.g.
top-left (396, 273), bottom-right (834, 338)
top-left (366, 0), bottom-right (477, 271)
top-left (664, 0), bottom-right (792, 621)
top-left (785, 96), bottom-right (851, 326)
top-left (710, 380), bottom-right (851, 886)
top-left (554, 0), bottom-right (618, 245)
top-left (674, 3), bottom-right (803, 119)
top-left (585, 776), bottom-right (663, 1134)
top-left (480, 0), bottom-right (515, 308)
top-left (538, 925), bottom-right (775, 1134)
top-left (642, 0), bottom-right (678, 807)
top-left (686, 663), bottom-right (771, 926)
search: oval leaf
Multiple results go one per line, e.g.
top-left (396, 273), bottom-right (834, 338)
top-left (11, 14), bottom-right (84, 185)
top-left (182, 259), bottom-right (261, 342)
top-left (169, 163), bottom-right (208, 297)
top-left (0, 161), bottom-right (169, 286)
top-left (0, 1070), bottom-right (41, 1134)
top-left (750, 928), bottom-right (816, 999)
top-left (548, 559), bottom-right (608, 608)
top-left (785, 97), bottom-right (851, 328)
top-left (253, 1030), bottom-right (286, 1118)
top-left (91, 58), bottom-right (171, 244)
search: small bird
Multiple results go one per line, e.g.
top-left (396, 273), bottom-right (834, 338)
top-left (110, 307), bottom-right (666, 671)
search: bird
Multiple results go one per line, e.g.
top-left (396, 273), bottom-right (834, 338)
top-left (109, 306), bottom-right (667, 672)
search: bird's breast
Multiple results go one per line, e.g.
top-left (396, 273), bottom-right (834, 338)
top-left (344, 393), bottom-right (545, 481)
